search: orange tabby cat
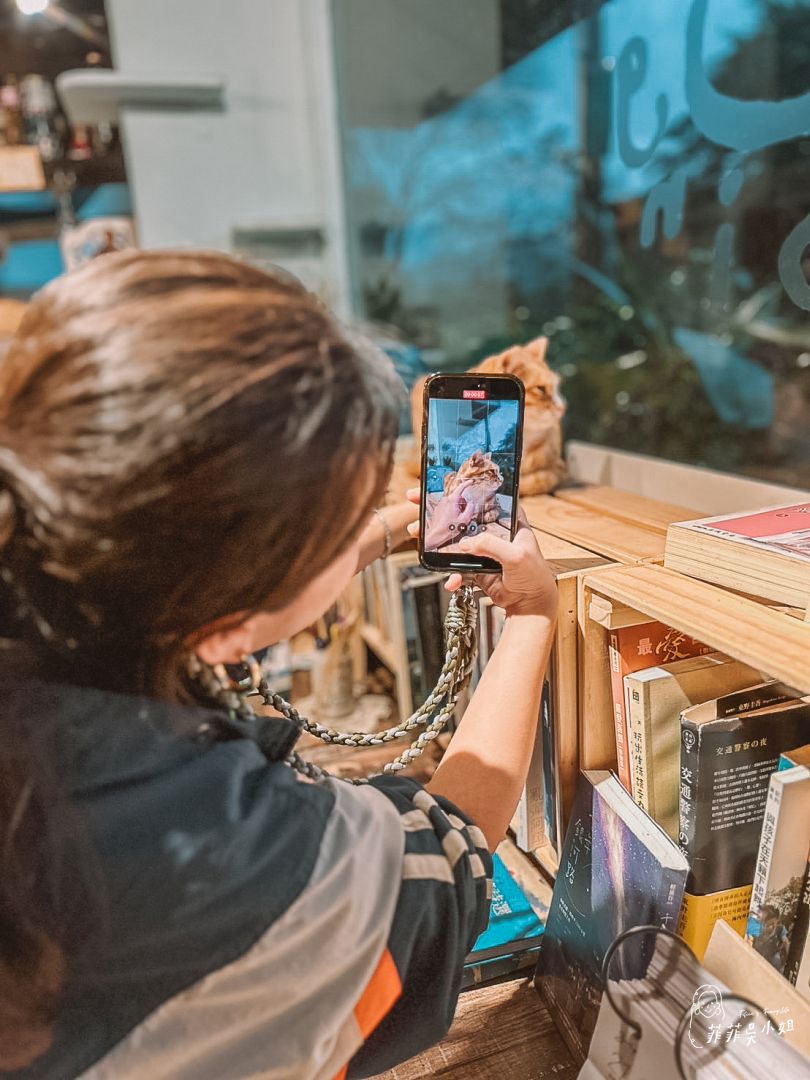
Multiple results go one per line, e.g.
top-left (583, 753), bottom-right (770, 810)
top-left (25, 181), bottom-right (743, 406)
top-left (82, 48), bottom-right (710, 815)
top-left (410, 336), bottom-right (566, 496)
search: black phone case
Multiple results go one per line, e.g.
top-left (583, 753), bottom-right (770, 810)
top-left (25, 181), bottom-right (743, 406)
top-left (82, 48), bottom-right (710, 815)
top-left (418, 373), bottom-right (524, 573)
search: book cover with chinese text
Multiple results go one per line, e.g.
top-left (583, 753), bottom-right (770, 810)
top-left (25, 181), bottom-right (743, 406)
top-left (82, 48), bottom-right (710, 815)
top-left (624, 653), bottom-right (759, 839)
top-left (536, 770), bottom-right (687, 1064)
top-left (608, 620), bottom-right (710, 792)
top-left (678, 688), bottom-right (810, 957)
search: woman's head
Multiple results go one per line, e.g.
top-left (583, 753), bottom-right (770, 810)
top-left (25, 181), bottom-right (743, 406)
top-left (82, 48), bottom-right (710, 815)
top-left (0, 249), bottom-right (401, 694)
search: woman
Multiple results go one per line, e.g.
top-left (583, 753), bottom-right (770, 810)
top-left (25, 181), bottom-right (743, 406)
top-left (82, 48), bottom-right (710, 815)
top-left (0, 251), bottom-right (557, 1079)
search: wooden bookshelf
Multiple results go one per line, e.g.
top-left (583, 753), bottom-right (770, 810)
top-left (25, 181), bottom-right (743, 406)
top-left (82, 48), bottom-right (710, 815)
top-left (554, 484), bottom-right (698, 534)
top-left (579, 563), bottom-right (810, 774)
top-left (522, 494), bottom-right (667, 563)
top-left (536, 531), bottom-right (610, 850)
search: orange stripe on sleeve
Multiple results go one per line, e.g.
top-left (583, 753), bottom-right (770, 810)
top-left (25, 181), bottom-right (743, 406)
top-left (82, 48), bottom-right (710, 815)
top-left (354, 947), bottom-right (402, 1038)
top-left (333, 948), bottom-right (402, 1080)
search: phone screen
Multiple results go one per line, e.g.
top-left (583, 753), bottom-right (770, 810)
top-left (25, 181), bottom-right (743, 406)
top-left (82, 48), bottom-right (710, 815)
top-left (420, 376), bottom-right (523, 571)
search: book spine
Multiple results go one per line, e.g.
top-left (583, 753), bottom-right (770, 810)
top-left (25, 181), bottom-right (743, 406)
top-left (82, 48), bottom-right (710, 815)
top-left (656, 866), bottom-right (687, 935)
top-left (746, 777), bottom-right (783, 945)
top-left (541, 676), bottom-right (558, 852)
top-left (413, 580), bottom-right (443, 700)
top-left (608, 632), bottom-right (633, 793)
top-left (786, 860), bottom-right (810, 986)
top-left (515, 705), bottom-right (547, 853)
top-left (678, 713), bottom-right (700, 871)
top-left (625, 677), bottom-right (651, 814)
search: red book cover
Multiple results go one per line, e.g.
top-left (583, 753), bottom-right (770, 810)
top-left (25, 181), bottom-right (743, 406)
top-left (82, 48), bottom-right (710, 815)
top-left (609, 622), bottom-right (711, 793)
top-left (681, 503), bottom-right (810, 561)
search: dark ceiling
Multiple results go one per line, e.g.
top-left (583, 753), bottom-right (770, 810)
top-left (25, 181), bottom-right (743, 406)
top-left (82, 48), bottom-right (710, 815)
top-left (0, 0), bottom-right (111, 81)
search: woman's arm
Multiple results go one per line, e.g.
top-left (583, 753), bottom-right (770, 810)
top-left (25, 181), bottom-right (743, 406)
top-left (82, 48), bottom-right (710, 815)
top-left (415, 509), bottom-right (559, 852)
top-left (355, 502), bottom-right (418, 573)
top-left (426, 609), bottom-right (555, 851)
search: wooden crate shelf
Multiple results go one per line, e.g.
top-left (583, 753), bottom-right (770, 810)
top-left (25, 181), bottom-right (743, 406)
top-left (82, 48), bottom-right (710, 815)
top-left (579, 562), bottom-right (810, 774)
top-left (522, 494), bottom-right (667, 564)
top-left (534, 531), bottom-right (611, 844)
top-left (555, 484), bottom-right (698, 535)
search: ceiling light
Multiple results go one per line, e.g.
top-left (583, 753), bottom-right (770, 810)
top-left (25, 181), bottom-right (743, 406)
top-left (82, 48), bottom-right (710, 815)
top-left (16, 0), bottom-right (51, 14)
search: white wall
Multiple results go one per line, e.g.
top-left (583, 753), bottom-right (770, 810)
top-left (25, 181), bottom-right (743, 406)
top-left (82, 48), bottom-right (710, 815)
top-left (105, 0), bottom-right (351, 312)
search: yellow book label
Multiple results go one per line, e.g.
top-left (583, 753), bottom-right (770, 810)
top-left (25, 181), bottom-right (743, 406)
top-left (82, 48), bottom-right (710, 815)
top-left (678, 885), bottom-right (752, 960)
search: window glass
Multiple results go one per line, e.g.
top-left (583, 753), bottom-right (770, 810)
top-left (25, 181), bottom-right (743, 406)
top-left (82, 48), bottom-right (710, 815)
top-left (333, 0), bottom-right (810, 486)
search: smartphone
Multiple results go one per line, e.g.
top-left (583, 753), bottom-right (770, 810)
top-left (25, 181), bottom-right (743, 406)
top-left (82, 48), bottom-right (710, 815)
top-left (419, 373), bottom-right (524, 573)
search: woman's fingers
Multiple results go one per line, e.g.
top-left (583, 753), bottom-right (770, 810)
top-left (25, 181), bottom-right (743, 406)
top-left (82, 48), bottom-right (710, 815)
top-left (457, 530), bottom-right (517, 567)
top-left (444, 572), bottom-right (464, 591)
top-left (406, 487), bottom-right (420, 505)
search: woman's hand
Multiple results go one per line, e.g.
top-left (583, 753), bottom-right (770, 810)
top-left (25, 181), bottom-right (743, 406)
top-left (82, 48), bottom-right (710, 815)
top-left (406, 488), bottom-right (557, 619)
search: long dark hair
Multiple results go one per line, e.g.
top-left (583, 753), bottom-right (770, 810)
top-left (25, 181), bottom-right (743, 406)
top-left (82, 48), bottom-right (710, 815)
top-left (0, 249), bottom-right (402, 1066)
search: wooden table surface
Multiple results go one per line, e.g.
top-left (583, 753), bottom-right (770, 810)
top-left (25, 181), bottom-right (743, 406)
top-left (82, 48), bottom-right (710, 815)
top-left (371, 978), bottom-right (577, 1080)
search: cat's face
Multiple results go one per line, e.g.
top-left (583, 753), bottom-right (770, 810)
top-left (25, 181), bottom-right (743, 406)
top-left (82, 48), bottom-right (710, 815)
top-left (476, 336), bottom-right (566, 417)
top-left (455, 449), bottom-right (502, 488)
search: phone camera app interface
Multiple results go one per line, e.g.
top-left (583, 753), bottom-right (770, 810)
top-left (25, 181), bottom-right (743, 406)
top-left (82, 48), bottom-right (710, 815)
top-left (424, 392), bottom-right (519, 554)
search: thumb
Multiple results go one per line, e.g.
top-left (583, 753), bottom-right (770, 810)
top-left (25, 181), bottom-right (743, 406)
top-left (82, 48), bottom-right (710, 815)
top-left (458, 530), bottom-right (515, 566)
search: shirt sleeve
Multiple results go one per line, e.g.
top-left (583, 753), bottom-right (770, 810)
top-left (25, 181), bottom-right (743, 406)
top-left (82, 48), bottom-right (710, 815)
top-left (346, 774), bottom-right (493, 1079)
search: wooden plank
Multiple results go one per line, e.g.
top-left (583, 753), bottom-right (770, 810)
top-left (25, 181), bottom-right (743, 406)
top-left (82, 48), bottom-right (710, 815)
top-left (584, 563), bottom-right (810, 694)
top-left (556, 484), bottom-right (697, 534)
top-left (566, 440), bottom-right (810, 515)
top-left (533, 527), bottom-right (607, 576)
top-left (577, 579), bottom-right (618, 772)
top-left (523, 494), bottom-right (665, 563)
top-left (551, 574), bottom-right (581, 838)
top-left (371, 978), bottom-right (578, 1080)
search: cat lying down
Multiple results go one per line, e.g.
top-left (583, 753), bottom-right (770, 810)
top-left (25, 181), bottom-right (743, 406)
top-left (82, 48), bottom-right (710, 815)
top-left (410, 336), bottom-right (566, 497)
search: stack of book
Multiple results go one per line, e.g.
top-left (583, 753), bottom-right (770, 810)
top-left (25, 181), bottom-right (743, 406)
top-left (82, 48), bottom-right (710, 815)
top-left (536, 771), bottom-right (689, 1062)
top-left (604, 604), bottom-right (810, 958)
top-left (537, 769), bottom-right (810, 1072)
top-left (579, 923), bottom-right (809, 1078)
top-left (745, 744), bottom-right (810, 999)
top-left (664, 502), bottom-right (810, 609)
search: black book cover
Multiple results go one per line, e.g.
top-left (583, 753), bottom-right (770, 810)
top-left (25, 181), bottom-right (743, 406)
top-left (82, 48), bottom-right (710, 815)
top-left (413, 580), bottom-right (444, 702)
top-left (786, 858), bottom-right (810, 985)
top-left (536, 770), bottom-right (687, 1064)
top-left (679, 697), bottom-right (810, 896)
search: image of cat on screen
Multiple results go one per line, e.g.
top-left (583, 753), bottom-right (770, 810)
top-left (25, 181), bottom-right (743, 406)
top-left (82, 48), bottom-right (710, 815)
top-left (423, 396), bottom-right (518, 553)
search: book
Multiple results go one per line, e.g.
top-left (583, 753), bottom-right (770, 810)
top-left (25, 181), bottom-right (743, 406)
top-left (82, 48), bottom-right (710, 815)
top-left (704, 919), bottom-right (810, 1058)
top-left (584, 926), bottom-right (810, 1078)
top-left (780, 742), bottom-right (810, 771)
top-left (678, 686), bottom-right (810, 957)
top-left (514, 678), bottom-right (552, 854)
top-left (786, 859), bottom-right (810, 997)
top-left (746, 765), bottom-right (810, 974)
top-left (462, 851), bottom-right (543, 988)
top-left (540, 676), bottom-right (559, 852)
top-left (536, 770), bottom-right (688, 1064)
top-left (624, 653), bottom-right (760, 840)
top-left (665, 502), bottom-right (810, 607)
top-left (608, 620), bottom-right (711, 793)
top-left (412, 577), bottom-right (444, 703)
